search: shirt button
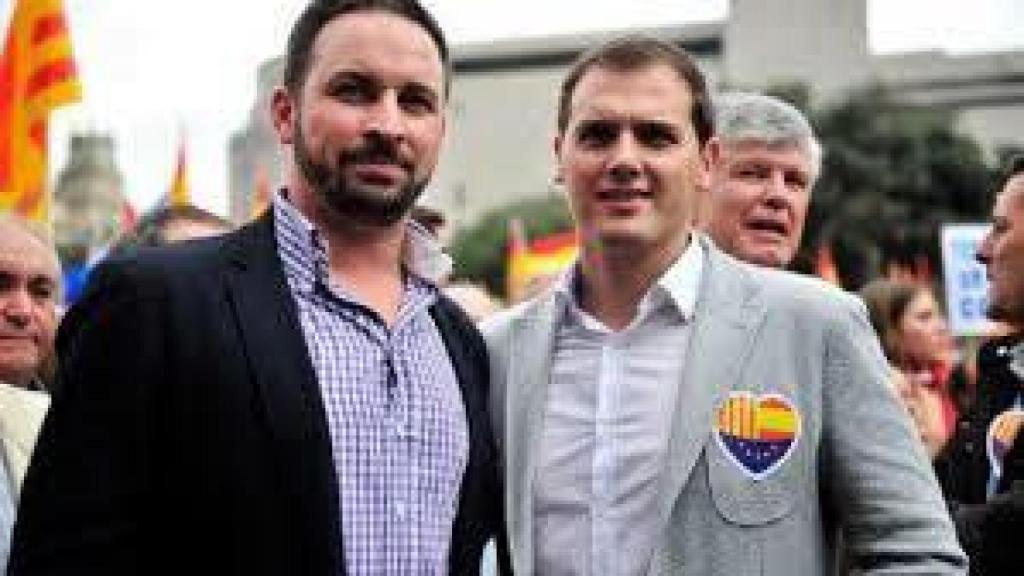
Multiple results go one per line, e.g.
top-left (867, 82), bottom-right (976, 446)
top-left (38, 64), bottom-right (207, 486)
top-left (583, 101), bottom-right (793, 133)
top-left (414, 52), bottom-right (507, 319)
top-left (394, 500), bottom-right (406, 519)
top-left (392, 418), bottom-right (407, 437)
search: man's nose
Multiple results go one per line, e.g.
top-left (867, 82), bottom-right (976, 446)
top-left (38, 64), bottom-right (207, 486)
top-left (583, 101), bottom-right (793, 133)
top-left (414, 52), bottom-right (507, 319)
top-left (607, 134), bottom-right (642, 181)
top-left (763, 171), bottom-right (790, 209)
top-left (1, 288), bottom-right (34, 328)
top-left (364, 94), bottom-right (406, 139)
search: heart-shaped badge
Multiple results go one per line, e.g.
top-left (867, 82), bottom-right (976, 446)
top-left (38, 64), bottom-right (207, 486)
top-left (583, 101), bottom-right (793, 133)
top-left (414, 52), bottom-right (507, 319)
top-left (714, 392), bottom-right (801, 481)
top-left (987, 409), bottom-right (1024, 477)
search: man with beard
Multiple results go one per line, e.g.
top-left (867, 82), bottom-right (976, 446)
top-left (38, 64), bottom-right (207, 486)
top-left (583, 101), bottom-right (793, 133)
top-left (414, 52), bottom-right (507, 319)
top-left (936, 155), bottom-right (1024, 574)
top-left (8, 1), bottom-right (506, 575)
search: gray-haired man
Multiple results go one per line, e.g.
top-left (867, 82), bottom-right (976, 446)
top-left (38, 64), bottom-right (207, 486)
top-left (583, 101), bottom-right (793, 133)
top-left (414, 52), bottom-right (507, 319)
top-left (703, 91), bottom-right (821, 269)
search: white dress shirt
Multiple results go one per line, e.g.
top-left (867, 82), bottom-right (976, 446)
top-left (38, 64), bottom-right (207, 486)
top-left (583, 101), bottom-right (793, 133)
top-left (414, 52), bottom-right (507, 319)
top-left (534, 237), bottom-right (704, 575)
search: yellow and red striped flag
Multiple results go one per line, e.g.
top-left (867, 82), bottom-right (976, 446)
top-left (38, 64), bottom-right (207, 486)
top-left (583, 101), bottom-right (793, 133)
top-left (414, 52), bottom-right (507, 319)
top-left (249, 164), bottom-right (270, 220)
top-left (507, 218), bottom-right (578, 303)
top-left (0, 0), bottom-right (82, 223)
top-left (168, 140), bottom-right (190, 206)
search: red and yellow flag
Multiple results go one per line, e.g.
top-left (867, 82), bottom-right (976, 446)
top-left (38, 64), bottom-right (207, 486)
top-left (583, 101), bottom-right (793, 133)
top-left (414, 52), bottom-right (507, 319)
top-left (0, 0), bottom-right (82, 222)
top-left (249, 164), bottom-right (270, 220)
top-left (168, 140), bottom-right (190, 206)
top-left (815, 244), bottom-right (840, 286)
top-left (507, 218), bottom-right (578, 302)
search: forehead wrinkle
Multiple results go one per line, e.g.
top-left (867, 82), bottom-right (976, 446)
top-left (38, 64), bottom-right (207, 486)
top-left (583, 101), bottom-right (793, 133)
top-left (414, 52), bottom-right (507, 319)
top-left (569, 69), bottom-right (691, 123)
top-left (0, 224), bottom-right (60, 278)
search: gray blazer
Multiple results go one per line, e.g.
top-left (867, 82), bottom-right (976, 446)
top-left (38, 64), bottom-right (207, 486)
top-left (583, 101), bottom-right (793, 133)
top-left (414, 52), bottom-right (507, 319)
top-left (482, 237), bottom-right (966, 575)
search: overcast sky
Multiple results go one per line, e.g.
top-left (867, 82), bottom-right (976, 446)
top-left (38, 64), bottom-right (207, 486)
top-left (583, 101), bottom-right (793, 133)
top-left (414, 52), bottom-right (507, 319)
top-left (1, 0), bottom-right (1022, 216)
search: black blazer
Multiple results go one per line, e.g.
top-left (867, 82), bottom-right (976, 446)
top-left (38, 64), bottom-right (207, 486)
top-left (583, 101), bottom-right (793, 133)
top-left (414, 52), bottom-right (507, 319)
top-left (935, 333), bottom-right (1024, 575)
top-left (10, 212), bottom-right (507, 575)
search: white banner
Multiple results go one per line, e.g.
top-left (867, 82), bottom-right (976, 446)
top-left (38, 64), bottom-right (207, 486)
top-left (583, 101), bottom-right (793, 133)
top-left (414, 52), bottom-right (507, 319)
top-left (941, 224), bottom-right (990, 336)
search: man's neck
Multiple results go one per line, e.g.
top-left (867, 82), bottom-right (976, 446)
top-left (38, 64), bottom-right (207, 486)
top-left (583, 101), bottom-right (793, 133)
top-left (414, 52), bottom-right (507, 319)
top-left (577, 232), bottom-right (691, 331)
top-left (294, 193), bottom-right (410, 327)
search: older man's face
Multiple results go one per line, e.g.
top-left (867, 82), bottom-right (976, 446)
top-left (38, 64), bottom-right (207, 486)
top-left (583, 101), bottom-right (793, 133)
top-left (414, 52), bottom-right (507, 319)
top-left (0, 223), bottom-right (60, 386)
top-left (706, 140), bottom-right (813, 268)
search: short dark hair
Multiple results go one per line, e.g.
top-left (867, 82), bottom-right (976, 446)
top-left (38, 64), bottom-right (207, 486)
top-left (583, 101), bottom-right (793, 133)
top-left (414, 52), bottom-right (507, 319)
top-left (557, 35), bottom-right (714, 147)
top-left (283, 0), bottom-right (450, 97)
top-left (111, 205), bottom-right (233, 256)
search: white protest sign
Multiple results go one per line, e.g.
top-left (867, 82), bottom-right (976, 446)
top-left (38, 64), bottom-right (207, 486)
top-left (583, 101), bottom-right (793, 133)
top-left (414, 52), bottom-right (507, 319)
top-left (941, 224), bottom-right (990, 336)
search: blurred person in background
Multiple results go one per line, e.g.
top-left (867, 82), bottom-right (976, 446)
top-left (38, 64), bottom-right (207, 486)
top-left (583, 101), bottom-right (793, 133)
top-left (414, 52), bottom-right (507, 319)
top-left (702, 91), bottom-right (820, 269)
top-left (860, 278), bottom-right (965, 457)
top-left (0, 216), bottom-right (60, 392)
top-left (108, 204), bottom-right (233, 257)
top-left (0, 216), bottom-right (56, 572)
top-left (935, 155), bottom-right (1024, 575)
top-left (59, 205), bottom-right (233, 309)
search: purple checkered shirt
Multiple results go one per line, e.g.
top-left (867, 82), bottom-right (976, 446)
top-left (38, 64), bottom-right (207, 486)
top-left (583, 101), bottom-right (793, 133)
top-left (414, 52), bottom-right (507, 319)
top-left (273, 194), bottom-right (468, 575)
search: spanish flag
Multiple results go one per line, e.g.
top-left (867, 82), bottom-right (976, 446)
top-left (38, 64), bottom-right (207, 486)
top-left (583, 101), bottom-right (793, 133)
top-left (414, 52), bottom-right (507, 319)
top-left (507, 218), bottom-right (578, 303)
top-left (0, 0), bottom-right (82, 222)
top-left (168, 140), bottom-right (190, 206)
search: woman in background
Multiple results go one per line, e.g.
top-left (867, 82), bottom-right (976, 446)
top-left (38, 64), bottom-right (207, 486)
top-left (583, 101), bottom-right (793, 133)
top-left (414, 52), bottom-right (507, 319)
top-left (860, 278), bottom-right (968, 458)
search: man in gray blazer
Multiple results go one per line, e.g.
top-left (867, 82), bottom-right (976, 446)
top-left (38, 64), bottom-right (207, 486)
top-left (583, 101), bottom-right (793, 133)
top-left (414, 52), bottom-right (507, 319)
top-left (481, 36), bottom-right (966, 575)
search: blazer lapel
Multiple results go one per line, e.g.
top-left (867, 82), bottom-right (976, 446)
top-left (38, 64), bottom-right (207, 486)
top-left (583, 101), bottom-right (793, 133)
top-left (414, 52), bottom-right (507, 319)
top-left (657, 238), bottom-right (766, 518)
top-left (505, 293), bottom-right (560, 571)
top-left (220, 212), bottom-right (342, 570)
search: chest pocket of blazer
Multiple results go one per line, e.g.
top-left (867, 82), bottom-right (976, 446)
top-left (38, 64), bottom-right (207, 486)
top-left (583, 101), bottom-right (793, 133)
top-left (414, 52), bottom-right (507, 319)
top-left (706, 423), bottom-right (806, 526)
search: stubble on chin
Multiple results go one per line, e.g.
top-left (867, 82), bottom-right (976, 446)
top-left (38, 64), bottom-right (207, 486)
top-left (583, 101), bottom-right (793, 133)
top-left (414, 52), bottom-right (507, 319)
top-left (292, 129), bottom-right (425, 228)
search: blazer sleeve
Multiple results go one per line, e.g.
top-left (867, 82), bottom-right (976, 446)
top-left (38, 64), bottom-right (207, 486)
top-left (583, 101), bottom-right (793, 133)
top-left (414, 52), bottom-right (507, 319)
top-left (9, 259), bottom-right (168, 575)
top-left (819, 296), bottom-right (968, 573)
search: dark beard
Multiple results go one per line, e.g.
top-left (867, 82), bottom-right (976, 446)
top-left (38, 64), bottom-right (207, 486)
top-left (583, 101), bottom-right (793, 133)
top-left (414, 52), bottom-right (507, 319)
top-left (293, 121), bottom-right (428, 227)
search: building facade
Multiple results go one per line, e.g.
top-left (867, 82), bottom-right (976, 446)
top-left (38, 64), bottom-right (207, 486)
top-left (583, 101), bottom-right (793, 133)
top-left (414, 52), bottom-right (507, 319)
top-left (228, 0), bottom-right (1024, 227)
top-left (52, 133), bottom-right (127, 265)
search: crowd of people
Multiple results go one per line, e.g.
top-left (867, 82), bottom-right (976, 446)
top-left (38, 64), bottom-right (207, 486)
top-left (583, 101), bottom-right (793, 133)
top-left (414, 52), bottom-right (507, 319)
top-left (1, 0), bottom-right (1022, 574)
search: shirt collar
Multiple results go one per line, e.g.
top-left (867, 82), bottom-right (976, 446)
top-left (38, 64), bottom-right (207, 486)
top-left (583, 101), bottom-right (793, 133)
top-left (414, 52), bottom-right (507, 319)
top-left (272, 190), bottom-right (453, 295)
top-left (1009, 340), bottom-right (1024, 380)
top-left (554, 232), bottom-right (704, 327)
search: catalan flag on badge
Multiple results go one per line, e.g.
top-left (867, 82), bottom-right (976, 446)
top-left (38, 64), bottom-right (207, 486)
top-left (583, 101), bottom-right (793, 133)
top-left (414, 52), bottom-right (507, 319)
top-left (715, 392), bottom-right (800, 480)
top-left (0, 0), bottom-right (82, 223)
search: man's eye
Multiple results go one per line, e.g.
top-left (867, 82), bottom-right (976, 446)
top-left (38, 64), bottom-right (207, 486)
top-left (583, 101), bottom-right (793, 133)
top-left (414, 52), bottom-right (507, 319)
top-left (28, 280), bottom-right (56, 302)
top-left (735, 166), bottom-right (767, 180)
top-left (786, 172), bottom-right (810, 190)
top-left (330, 81), bottom-right (372, 103)
top-left (576, 123), bottom-right (616, 147)
top-left (634, 124), bottom-right (677, 148)
top-left (399, 92), bottom-right (437, 115)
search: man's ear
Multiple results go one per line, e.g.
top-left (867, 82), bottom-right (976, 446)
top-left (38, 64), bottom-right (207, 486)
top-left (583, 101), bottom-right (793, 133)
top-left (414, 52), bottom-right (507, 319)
top-left (699, 136), bottom-right (722, 191)
top-left (271, 87), bottom-right (296, 146)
